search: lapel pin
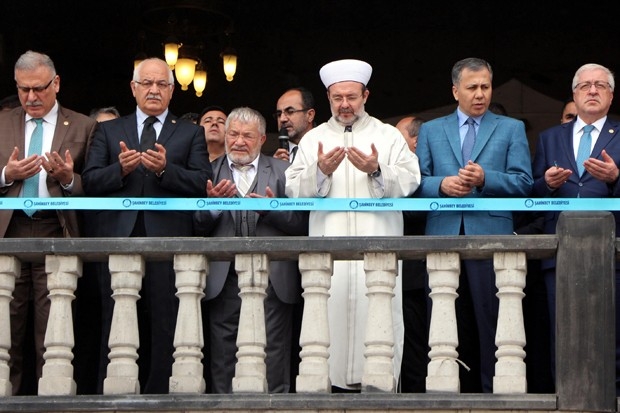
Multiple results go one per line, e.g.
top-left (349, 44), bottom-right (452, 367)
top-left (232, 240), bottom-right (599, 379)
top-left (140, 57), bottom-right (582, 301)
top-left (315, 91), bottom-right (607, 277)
top-left (609, 129), bottom-right (614, 134)
top-left (172, 119), bottom-right (177, 124)
top-left (63, 121), bottom-right (69, 126)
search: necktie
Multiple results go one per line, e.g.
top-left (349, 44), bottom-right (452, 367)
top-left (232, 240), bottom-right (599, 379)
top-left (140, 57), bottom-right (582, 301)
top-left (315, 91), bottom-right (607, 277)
top-left (462, 117), bottom-right (476, 164)
top-left (22, 118), bottom-right (44, 216)
top-left (234, 164), bottom-right (252, 197)
top-left (140, 116), bottom-right (158, 152)
top-left (576, 125), bottom-right (594, 176)
top-left (290, 146), bottom-right (298, 163)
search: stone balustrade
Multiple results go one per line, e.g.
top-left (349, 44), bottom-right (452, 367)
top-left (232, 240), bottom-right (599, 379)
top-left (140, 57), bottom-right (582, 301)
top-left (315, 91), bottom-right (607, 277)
top-left (0, 212), bottom-right (615, 413)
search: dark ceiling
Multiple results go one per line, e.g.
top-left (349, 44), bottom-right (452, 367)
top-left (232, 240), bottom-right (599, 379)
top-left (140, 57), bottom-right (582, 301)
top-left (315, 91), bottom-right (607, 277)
top-left (1, 0), bottom-right (620, 133)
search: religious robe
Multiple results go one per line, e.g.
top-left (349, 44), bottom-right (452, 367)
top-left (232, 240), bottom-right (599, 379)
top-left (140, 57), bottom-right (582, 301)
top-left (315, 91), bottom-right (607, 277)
top-left (285, 111), bottom-right (421, 390)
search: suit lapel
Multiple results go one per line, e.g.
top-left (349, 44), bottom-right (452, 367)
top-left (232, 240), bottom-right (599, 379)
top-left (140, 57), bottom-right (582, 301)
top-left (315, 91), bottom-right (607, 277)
top-left (50, 106), bottom-right (68, 153)
top-left (156, 114), bottom-right (177, 147)
top-left (471, 112), bottom-right (498, 162)
top-left (124, 114), bottom-right (140, 150)
top-left (591, 118), bottom-right (620, 159)
top-left (255, 155), bottom-right (272, 196)
top-left (443, 113), bottom-right (462, 165)
top-left (12, 108), bottom-right (26, 155)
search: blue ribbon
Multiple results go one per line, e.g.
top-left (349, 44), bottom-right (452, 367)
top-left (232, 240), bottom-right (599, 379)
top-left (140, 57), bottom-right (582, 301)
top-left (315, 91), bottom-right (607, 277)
top-left (7, 197), bottom-right (620, 211)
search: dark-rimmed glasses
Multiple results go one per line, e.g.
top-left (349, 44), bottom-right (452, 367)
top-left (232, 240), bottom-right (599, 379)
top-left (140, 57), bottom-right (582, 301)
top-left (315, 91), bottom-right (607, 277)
top-left (272, 108), bottom-right (309, 120)
top-left (16, 77), bottom-right (55, 94)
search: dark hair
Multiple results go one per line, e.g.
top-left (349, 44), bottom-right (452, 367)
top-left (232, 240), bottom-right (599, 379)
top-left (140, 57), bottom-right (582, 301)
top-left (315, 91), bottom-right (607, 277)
top-left (89, 106), bottom-right (120, 119)
top-left (199, 105), bottom-right (227, 120)
top-left (451, 57), bottom-right (493, 85)
top-left (179, 112), bottom-right (200, 124)
top-left (283, 87), bottom-right (315, 111)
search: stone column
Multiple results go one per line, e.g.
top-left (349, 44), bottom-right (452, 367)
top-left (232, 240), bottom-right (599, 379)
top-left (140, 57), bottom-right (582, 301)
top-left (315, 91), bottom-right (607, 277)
top-left (169, 254), bottom-right (207, 394)
top-left (0, 256), bottom-right (20, 396)
top-left (232, 254), bottom-right (268, 393)
top-left (426, 252), bottom-right (460, 393)
top-left (38, 255), bottom-right (82, 395)
top-left (103, 254), bottom-right (144, 395)
top-left (493, 251), bottom-right (527, 394)
top-left (362, 252), bottom-right (397, 393)
top-left (296, 253), bottom-right (332, 393)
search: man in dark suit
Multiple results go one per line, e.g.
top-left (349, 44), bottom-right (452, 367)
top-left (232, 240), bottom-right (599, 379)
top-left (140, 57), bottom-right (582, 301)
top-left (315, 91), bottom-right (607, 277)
top-left (415, 57), bottom-right (533, 392)
top-left (532, 63), bottom-right (620, 394)
top-left (0, 50), bottom-right (97, 394)
top-left (194, 107), bottom-right (308, 393)
top-left (82, 57), bottom-right (211, 394)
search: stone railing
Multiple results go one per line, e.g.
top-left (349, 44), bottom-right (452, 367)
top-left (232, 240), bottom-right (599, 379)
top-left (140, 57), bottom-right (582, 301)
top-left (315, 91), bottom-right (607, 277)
top-left (0, 211), bottom-right (616, 413)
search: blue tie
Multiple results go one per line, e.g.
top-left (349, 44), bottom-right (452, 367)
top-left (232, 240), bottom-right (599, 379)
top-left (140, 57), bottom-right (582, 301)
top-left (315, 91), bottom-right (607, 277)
top-left (462, 117), bottom-right (476, 164)
top-left (22, 118), bottom-right (44, 216)
top-left (576, 125), bottom-right (594, 176)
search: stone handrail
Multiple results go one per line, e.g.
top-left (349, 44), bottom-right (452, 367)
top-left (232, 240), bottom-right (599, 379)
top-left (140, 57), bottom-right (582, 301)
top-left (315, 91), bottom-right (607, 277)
top-left (0, 212), bottom-right (615, 413)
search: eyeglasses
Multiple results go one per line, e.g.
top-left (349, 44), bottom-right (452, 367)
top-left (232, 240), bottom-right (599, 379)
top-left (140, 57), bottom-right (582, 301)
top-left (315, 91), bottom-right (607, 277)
top-left (16, 77), bottom-right (55, 94)
top-left (574, 81), bottom-right (611, 92)
top-left (329, 94), bottom-right (363, 104)
top-left (226, 130), bottom-right (259, 141)
top-left (134, 79), bottom-right (173, 90)
top-left (272, 108), bottom-right (309, 120)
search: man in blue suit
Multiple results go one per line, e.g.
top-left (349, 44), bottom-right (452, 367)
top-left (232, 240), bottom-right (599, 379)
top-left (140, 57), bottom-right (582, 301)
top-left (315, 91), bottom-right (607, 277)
top-left (416, 57), bottom-right (533, 392)
top-left (532, 63), bottom-right (620, 394)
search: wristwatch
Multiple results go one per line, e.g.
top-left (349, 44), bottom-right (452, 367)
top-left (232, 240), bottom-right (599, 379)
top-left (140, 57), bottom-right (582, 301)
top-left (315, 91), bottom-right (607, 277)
top-left (369, 166), bottom-right (381, 178)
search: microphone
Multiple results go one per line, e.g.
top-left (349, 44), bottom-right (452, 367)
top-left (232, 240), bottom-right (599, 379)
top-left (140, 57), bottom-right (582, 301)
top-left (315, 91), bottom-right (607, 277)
top-left (278, 127), bottom-right (289, 150)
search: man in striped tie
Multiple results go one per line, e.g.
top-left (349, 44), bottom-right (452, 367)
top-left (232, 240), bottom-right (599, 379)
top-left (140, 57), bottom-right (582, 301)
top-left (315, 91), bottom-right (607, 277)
top-left (194, 107), bottom-right (308, 394)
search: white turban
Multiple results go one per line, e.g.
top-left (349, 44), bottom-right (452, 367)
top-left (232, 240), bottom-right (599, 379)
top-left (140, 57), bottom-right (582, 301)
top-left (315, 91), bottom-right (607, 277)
top-left (319, 59), bottom-right (372, 89)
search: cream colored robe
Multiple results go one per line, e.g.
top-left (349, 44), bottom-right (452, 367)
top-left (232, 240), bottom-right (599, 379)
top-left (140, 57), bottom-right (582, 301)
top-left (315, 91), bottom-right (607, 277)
top-left (285, 112), bottom-right (421, 390)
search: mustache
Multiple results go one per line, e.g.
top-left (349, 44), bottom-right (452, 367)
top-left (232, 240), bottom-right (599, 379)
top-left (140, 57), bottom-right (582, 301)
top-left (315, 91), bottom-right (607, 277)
top-left (146, 94), bottom-right (162, 101)
top-left (25, 101), bottom-right (42, 107)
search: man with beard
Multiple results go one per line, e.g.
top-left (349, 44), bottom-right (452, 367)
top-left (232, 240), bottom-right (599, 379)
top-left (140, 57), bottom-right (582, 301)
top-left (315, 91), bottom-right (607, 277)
top-left (285, 59), bottom-right (420, 391)
top-left (272, 87), bottom-right (315, 163)
top-left (194, 106), bottom-right (308, 393)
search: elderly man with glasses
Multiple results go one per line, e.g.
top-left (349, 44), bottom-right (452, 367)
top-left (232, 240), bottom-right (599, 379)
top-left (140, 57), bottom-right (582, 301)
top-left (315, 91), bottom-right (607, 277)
top-left (532, 63), bottom-right (620, 395)
top-left (83, 57), bottom-right (211, 394)
top-left (0, 50), bottom-right (97, 394)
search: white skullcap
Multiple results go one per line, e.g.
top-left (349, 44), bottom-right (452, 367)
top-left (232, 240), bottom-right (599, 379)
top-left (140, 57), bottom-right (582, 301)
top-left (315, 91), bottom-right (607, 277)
top-left (319, 59), bottom-right (372, 89)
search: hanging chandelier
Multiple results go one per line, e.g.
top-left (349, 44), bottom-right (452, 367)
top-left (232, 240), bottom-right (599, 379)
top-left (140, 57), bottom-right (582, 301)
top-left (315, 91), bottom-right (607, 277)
top-left (137, 0), bottom-right (237, 97)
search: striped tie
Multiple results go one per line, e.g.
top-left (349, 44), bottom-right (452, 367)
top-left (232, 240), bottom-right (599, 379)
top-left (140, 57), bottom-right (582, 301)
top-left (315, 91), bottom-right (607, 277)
top-left (234, 164), bottom-right (252, 197)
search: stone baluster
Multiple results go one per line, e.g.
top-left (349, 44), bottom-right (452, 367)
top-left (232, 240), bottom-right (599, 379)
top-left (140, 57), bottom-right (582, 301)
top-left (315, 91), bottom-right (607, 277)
top-left (232, 254), bottom-right (268, 393)
top-left (0, 256), bottom-right (20, 396)
top-left (493, 251), bottom-right (527, 394)
top-left (103, 255), bottom-right (144, 395)
top-left (296, 253), bottom-right (333, 393)
top-left (426, 252), bottom-right (460, 393)
top-left (169, 254), bottom-right (207, 394)
top-left (38, 255), bottom-right (82, 395)
top-left (362, 252), bottom-right (397, 393)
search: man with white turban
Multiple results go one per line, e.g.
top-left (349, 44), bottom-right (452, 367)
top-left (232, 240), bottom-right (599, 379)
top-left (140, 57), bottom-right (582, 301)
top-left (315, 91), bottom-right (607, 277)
top-left (285, 59), bottom-right (421, 391)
